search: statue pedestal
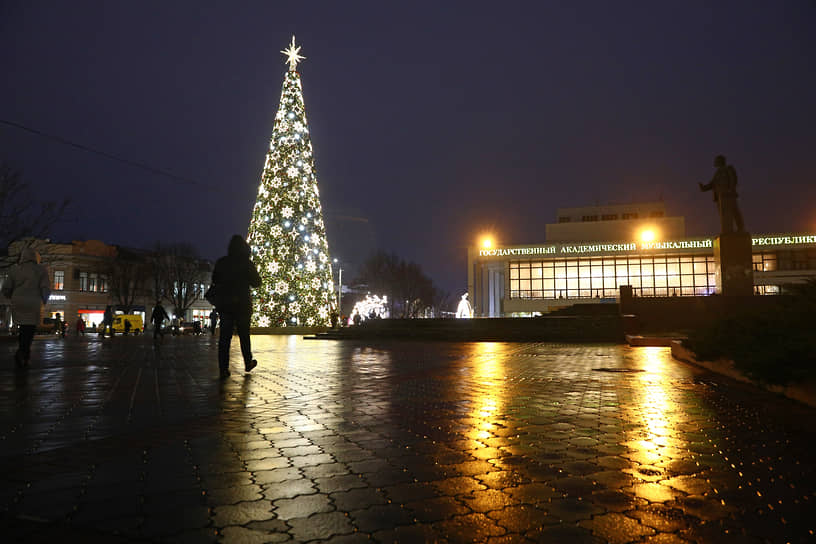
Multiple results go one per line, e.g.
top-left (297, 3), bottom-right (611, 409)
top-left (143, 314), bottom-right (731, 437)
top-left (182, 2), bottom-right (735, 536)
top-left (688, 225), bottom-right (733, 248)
top-left (714, 232), bottom-right (754, 296)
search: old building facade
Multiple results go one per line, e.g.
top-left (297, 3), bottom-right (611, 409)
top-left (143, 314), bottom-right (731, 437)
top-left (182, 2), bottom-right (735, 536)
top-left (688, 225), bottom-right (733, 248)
top-left (1, 239), bottom-right (214, 332)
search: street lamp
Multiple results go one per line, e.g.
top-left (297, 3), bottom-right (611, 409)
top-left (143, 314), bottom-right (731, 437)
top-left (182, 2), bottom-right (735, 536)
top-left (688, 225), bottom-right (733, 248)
top-left (640, 228), bottom-right (658, 243)
top-left (332, 258), bottom-right (342, 318)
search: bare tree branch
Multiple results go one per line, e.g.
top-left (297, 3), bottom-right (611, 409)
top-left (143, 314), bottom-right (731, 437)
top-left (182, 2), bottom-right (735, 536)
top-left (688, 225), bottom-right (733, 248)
top-left (0, 162), bottom-right (69, 265)
top-left (151, 242), bottom-right (210, 317)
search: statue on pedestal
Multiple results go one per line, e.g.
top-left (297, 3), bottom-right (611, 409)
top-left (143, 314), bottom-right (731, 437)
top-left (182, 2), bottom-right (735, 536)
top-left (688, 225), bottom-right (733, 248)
top-left (456, 293), bottom-right (473, 318)
top-left (699, 155), bottom-right (745, 234)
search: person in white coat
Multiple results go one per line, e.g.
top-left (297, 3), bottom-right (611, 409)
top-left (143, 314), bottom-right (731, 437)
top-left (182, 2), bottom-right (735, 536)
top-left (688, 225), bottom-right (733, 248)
top-left (2, 248), bottom-right (50, 367)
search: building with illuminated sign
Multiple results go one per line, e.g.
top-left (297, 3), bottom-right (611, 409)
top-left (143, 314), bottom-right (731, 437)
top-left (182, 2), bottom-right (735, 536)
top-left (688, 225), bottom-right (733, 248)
top-left (469, 202), bottom-right (816, 317)
top-left (0, 239), bottom-right (214, 331)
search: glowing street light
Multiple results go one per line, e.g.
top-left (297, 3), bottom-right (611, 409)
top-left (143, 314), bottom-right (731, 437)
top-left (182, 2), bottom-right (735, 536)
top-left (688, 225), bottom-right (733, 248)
top-left (640, 229), bottom-right (657, 243)
top-left (481, 237), bottom-right (493, 249)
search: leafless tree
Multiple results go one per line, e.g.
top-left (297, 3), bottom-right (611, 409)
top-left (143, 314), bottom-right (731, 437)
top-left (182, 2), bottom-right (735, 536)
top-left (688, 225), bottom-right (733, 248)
top-left (0, 162), bottom-right (69, 266)
top-left (354, 250), bottom-right (439, 318)
top-left (151, 242), bottom-right (210, 318)
top-left (107, 247), bottom-right (152, 313)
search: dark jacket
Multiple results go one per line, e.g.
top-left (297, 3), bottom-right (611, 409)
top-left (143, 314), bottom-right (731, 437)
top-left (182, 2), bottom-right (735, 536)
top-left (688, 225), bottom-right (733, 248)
top-left (151, 305), bottom-right (168, 325)
top-left (211, 237), bottom-right (260, 314)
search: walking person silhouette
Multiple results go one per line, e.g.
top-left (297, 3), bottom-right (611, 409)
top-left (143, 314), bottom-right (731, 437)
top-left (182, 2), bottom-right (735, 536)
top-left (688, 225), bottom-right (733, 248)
top-left (211, 235), bottom-right (261, 379)
top-left (2, 248), bottom-right (50, 367)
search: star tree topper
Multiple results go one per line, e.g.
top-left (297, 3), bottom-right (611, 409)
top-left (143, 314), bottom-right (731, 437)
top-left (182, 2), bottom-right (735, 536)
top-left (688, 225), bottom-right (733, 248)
top-left (281, 35), bottom-right (305, 71)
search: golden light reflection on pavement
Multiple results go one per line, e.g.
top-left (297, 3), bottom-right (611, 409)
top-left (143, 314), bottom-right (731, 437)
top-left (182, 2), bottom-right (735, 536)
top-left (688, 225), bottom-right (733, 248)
top-left (623, 347), bottom-right (696, 503)
top-left (466, 342), bottom-right (507, 446)
top-left (4, 337), bottom-right (815, 541)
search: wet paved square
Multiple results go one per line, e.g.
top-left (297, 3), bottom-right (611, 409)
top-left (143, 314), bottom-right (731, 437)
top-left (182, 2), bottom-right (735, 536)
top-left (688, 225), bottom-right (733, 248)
top-left (1, 334), bottom-right (815, 542)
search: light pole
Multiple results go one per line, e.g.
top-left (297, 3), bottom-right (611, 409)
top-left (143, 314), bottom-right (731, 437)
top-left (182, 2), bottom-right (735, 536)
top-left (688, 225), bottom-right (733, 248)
top-left (333, 258), bottom-right (342, 318)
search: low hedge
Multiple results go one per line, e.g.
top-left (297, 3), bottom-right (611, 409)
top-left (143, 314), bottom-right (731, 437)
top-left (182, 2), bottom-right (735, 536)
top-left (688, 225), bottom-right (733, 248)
top-left (685, 281), bottom-right (816, 385)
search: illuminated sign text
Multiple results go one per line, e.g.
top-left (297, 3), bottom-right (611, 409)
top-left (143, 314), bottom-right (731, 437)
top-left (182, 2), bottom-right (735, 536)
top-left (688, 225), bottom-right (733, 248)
top-left (752, 235), bottom-right (816, 246)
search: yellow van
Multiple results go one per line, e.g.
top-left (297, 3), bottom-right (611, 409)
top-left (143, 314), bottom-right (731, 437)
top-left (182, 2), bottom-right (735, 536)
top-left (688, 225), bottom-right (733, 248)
top-left (112, 314), bottom-right (144, 335)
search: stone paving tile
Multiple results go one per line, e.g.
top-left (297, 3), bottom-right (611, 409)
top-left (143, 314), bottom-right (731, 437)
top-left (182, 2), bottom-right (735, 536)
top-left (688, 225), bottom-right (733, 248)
top-left (432, 512), bottom-right (507, 543)
top-left (529, 523), bottom-right (606, 543)
top-left (273, 492), bottom-right (333, 520)
top-left (202, 483), bottom-right (263, 505)
top-left (3, 336), bottom-right (816, 542)
top-left (460, 488), bottom-right (519, 513)
top-left (330, 487), bottom-right (388, 512)
top-left (579, 511), bottom-right (657, 543)
top-left (251, 467), bottom-right (302, 485)
top-left (383, 481), bottom-right (440, 504)
top-left (405, 495), bottom-right (471, 523)
top-left (349, 503), bottom-right (415, 533)
top-left (211, 499), bottom-right (275, 527)
top-left (219, 525), bottom-right (289, 543)
top-left (288, 511), bottom-right (354, 541)
top-left (486, 503), bottom-right (557, 532)
top-left (373, 522), bottom-right (444, 543)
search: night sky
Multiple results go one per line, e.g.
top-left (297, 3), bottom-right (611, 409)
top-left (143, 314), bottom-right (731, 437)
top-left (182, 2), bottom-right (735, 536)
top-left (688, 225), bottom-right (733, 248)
top-left (2, 1), bottom-right (814, 295)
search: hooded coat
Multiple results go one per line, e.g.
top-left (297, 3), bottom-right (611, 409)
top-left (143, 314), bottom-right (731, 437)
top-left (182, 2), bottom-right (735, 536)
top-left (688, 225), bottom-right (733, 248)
top-left (211, 236), bottom-right (260, 314)
top-left (2, 248), bottom-right (51, 325)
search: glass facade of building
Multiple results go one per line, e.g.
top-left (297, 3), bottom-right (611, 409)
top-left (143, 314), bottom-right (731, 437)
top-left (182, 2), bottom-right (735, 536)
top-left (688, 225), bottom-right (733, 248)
top-left (509, 254), bottom-right (717, 300)
top-left (471, 232), bottom-right (816, 317)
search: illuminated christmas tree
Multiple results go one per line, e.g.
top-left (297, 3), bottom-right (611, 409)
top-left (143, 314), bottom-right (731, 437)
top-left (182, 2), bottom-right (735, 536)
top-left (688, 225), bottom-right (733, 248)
top-left (247, 37), bottom-right (335, 327)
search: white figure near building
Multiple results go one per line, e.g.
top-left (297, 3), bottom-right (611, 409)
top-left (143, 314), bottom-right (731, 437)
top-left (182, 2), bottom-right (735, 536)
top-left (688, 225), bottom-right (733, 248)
top-left (456, 292), bottom-right (473, 318)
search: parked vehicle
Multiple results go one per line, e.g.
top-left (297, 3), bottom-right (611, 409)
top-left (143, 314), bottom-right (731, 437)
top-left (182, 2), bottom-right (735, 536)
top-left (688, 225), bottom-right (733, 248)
top-left (177, 321), bottom-right (202, 335)
top-left (112, 314), bottom-right (144, 335)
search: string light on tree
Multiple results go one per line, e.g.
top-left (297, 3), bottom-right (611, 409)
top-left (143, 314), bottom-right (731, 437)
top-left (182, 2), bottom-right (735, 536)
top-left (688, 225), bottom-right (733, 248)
top-left (247, 36), bottom-right (335, 327)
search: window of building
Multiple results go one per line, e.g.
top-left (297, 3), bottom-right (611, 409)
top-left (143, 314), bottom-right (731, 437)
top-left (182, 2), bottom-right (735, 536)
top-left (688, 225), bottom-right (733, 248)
top-left (508, 253), bottom-right (716, 300)
top-left (88, 273), bottom-right (97, 292)
top-left (786, 248), bottom-right (816, 270)
top-left (581, 215), bottom-right (599, 222)
top-left (98, 274), bottom-right (108, 293)
top-left (752, 252), bottom-right (777, 272)
top-left (754, 285), bottom-right (780, 295)
top-left (54, 270), bottom-right (64, 290)
top-left (79, 271), bottom-right (88, 291)
top-left (622, 213), bottom-right (639, 219)
top-left (558, 217), bottom-right (571, 223)
top-left (601, 214), bottom-right (618, 221)
top-left (649, 211), bottom-right (664, 217)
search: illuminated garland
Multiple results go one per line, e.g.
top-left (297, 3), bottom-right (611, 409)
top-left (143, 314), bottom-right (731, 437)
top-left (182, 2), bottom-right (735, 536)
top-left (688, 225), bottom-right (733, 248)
top-left (246, 37), bottom-right (334, 327)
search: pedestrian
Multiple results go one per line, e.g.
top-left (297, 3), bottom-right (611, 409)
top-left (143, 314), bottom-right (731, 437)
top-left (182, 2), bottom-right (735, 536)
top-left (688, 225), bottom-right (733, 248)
top-left (102, 306), bottom-right (114, 337)
top-left (76, 317), bottom-right (86, 336)
top-left (209, 308), bottom-right (218, 335)
top-left (53, 313), bottom-right (64, 337)
top-left (211, 234), bottom-right (260, 379)
top-left (124, 318), bottom-right (131, 336)
top-left (1, 247), bottom-right (50, 367)
top-left (151, 301), bottom-right (169, 342)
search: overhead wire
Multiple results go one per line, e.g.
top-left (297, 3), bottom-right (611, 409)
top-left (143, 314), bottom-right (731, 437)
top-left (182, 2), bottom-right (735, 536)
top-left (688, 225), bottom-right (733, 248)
top-left (0, 118), bottom-right (218, 190)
